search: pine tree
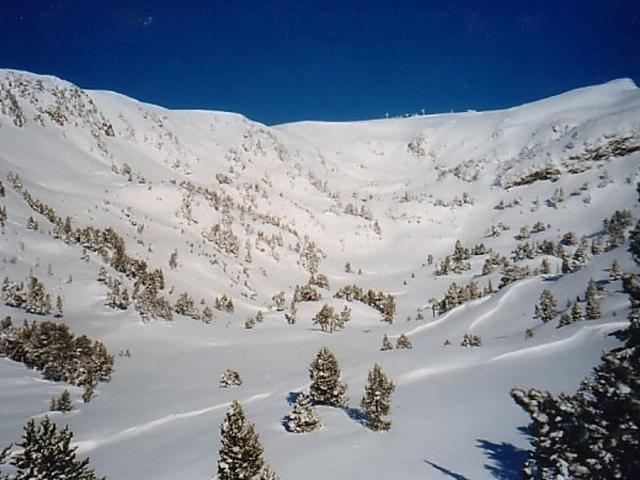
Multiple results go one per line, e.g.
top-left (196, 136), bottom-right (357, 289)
top-left (219, 369), bottom-right (243, 388)
top-left (570, 301), bottom-right (584, 323)
top-left (380, 334), bottom-right (393, 351)
top-left (395, 334), bottom-right (413, 349)
top-left (609, 259), bottom-right (622, 281)
top-left (259, 465), bottom-right (279, 480)
top-left (217, 401), bottom-right (265, 480)
top-left (585, 279), bottom-right (601, 320)
top-left (361, 364), bottom-right (395, 431)
top-left (557, 313), bottom-right (572, 328)
top-left (285, 393), bottom-right (321, 433)
top-left (54, 294), bottom-right (63, 318)
top-left (533, 289), bottom-right (558, 323)
top-left (539, 258), bottom-right (551, 275)
top-left (174, 292), bottom-right (200, 319)
top-left (50, 390), bottom-right (73, 412)
top-left (201, 305), bottom-right (213, 323)
top-left (11, 416), bottom-right (103, 479)
top-left (24, 275), bottom-right (51, 315)
top-left (309, 347), bottom-right (347, 406)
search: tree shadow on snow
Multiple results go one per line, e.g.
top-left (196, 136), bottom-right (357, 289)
top-left (476, 439), bottom-right (527, 480)
top-left (423, 460), bottom-right (470, 480)
top-left (341, 405), bottom-right (366, 425)
top-left (286, 391), bottom-right (303, 405)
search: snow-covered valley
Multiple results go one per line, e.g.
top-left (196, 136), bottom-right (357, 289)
top-left (0, 70), bottom-right (639, 479)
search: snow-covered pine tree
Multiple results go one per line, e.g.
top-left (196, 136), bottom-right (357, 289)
top-left (312, 304), bottom-right (341, 333)
top-left (395, 333), bottom-right (413, 349)
top-left (609, 259), bottom-right (622, 281)
top-left (557, 313), bottom-right (572, 328)
top-left (24, 275), bottom-right (51, 315)
top-left (512, 294), bottom-right (640, 478)
top-left (309, 347), bottom-right (347, 406)
top-left (11, 416), bottom-right (103, 479)
top-left (361, 363), bottom-right (395, 431)
top-left (539, 258), bottom-right (551, 275)
top-left (50, 389), bottom-right (73, 412)
top-left (54, 294), bottom-right (63, 318)
top-left (533, 289), bottom-right (558, 323)
top-left (217, 401), bottom-right (265, 480)
top-left (570, 300), bottom-right (585, 323)
top-left (380, 334), bottom-right (393, 351)
top-left (219, 369), bottom-right (243, 388)
top-left (259, 465), bottom-right (279, 480)
top-left (284, 393), bottom-right (321, 433)
top-left (174, 291), bottom-right (200, 319)
top-left (201, 305), bottom-right (213, 323)
top-left (585, 279), bottom-right (601, 320)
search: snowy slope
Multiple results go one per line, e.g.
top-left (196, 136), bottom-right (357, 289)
top-left (0, 70), bottom-right (639, 479)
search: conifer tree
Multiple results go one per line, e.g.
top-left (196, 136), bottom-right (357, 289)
top-left (217, 401), bottom-right (265, 480)
top-left (380, 334), bottom-right (393, 351)
top-left (174, 291), bottom-right (200, 319)
top-left (570, 301), bottom-right (584, 323)
top-left (10, 416), bottom-right (103, 479)
top-left (50, 390), bottom-right (73, 413)
top-left (609, 259), bottom-right (622, 281)
top-left (585, 279), bottom-right (601, 320)
top-left (309, 347), bottom-right (347, 406)
top-left (284, 393), bottom-right (321, 433)
top-left (533, 289), bottom-right (558, 323)
top-left (259, 465), bottom-right (279, 480)
top-left (54, 294), bottom-right (63, 318)
top-left (395, 334), bottom-right (413, 349)
top-left (361, 364), bottom-right (395, 431)
top-left (557, 313), bottom-right (572, 328)
top-left (201, 305), bottom-right (213, 323)
top-left (539, 258), bottom-right (551, 275)
top-left (24, 275), bottom-right (51, 315)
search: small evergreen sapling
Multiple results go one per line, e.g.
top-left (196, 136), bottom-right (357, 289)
top-left (361, 363), bottom-right (395, 431)
top-left (460, 333), bottom-right (482, 347)
top-left (285, 393), bottom-right (321, 433)
top-left (395, 334), bottom-right (413, 349)
top-left (219, 369), bottom-right (243, 388)
top-left (571, 301), bottom-right (584, 323)
top-left (380, 334), bottom-right (393, 351)
top-left (50, 389), bottom-right (73, 412)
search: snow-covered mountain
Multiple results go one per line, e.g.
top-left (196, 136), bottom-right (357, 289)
top-left (0, 69), bottom-right (639, 479)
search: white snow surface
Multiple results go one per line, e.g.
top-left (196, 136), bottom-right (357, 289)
top-left (0, 70), bottom-right (639, 479)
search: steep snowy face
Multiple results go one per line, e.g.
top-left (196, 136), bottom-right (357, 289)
top-left (0, 70), bottom-right (639, 480)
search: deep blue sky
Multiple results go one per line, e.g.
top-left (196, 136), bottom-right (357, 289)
top-left (1, 1), bottom-right (639, 125)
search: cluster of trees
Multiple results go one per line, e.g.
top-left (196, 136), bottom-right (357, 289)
top-left (2, 274), bottom-right (57, 316)
top-left (305, 347), bottom-right (395, 431)
top-left (511, 185), bottom-right (640, 478)
top-left (0, 320), bottom-right (113, 402)
top-left (334, 285), bottom-right (395, 323)
top-left (381, 333), bottom-right (412, 350)
top-left (431, 280), bottom-right (494, 316)
top-left (312, 304), bottom-right (351, 333)
top-left (535, 280), bottom-right (601, 328)
top-left (435, 240), bottom-right (472, 275)
top-left (6, 172), bottom-right (172, 322)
